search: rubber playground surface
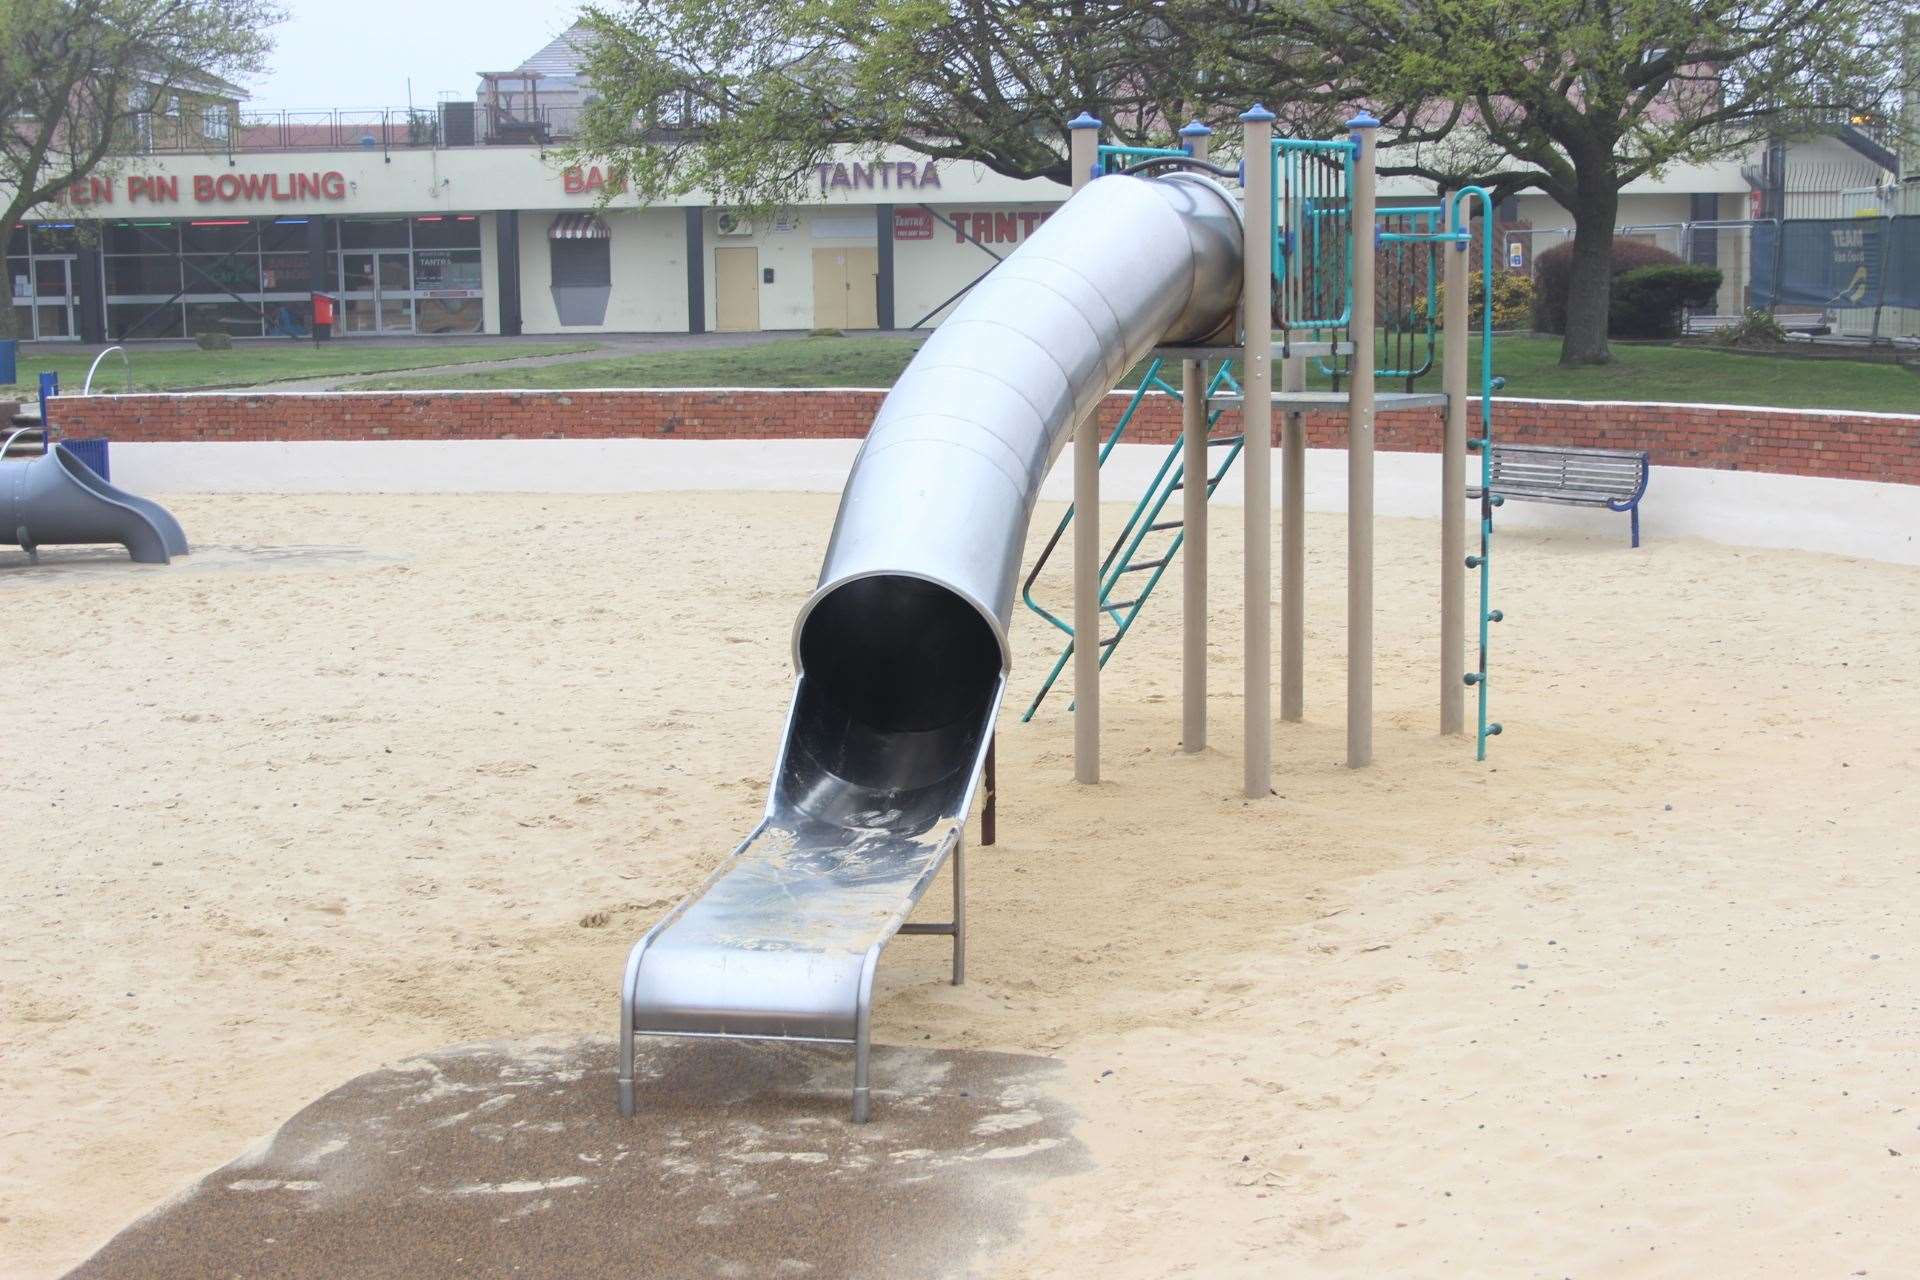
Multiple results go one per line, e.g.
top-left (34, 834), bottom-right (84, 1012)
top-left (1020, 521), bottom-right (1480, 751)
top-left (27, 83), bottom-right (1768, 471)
top-left (6, 492), bottom-right (1919, 1277)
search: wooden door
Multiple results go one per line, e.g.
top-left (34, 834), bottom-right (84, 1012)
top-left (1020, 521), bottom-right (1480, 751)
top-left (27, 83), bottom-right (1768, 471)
top-left (842, 247), bottom-right (878, 328)
top-left (714, 247), bottom-right (760, 331)
top-left (812, 247), bottom-right (879, 329)
top-left (811, 248), bottom-right (848, 328)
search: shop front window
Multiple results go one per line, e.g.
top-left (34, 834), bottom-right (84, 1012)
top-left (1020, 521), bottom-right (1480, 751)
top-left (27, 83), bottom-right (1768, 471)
top-left (89, 213), bottom-right (488, 341)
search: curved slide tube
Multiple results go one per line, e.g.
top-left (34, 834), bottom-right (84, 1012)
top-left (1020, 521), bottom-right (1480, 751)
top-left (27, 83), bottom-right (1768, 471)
top-left (4, 440), bottom-right (190, 565)
top-left (620, 172), bottom-right (1243, 1121)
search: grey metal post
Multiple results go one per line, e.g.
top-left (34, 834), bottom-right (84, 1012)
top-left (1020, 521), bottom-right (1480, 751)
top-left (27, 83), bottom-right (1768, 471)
top-left (1180, 120), bottom-right (1213, 753)
top-left (1440, 194), bottom-right (1468, 736)
top-left (981, 734), bottom-right (996, 845)
top-left (1345, 113), bottom-right (1379, 769)
top-left (1241, 105), bottom-right (1276, 798)
top-left (1069, 112), bottom-right (1102, 784)
top-left (1280, 351), bottom-right (1305, 722)
top-left (951, 835), bottom-right (966, 984)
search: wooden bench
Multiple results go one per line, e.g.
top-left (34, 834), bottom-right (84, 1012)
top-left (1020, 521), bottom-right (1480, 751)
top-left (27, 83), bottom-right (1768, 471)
top-left (1469, 442), bottom-right (1651, 547)
top-left (1683, 310), bottom-right (1828, 337)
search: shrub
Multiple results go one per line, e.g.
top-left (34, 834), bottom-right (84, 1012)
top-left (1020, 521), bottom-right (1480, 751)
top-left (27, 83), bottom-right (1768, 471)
top-left (1610, 265), bottom-right (1723, 339)
top-left (1422, 270), bottom-right (1535, 331)
top-left (1710, 309), bottom-right (1789, 347)
top-left (1532, 236), bottom-right (1683, 334)
top-left (194, 330), bottom-right (233, 351)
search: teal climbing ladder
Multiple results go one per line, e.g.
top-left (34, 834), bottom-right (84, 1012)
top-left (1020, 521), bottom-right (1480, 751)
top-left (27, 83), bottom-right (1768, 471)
top-left (1020, 357), bottom-right (1242, 721)
top-left (1450, 186), bottom-right (1504, 759)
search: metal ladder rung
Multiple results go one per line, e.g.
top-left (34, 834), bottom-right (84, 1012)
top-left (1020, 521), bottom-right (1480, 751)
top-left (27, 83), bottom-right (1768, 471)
top-left (1120, 556), bottom-right (1170, 574)
top-left (1103, 597), bottom-right (1139, 611)
top-left (1209, 433), bottom-right (1243, 446)
top-left (1098, 634), bottom-right (1123, 648)
top-left (1148, 520), bottom-right (1181, 532)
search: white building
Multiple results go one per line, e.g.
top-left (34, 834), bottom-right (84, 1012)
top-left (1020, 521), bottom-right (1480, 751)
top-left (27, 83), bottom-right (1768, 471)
top-left (6, 27), bottom-right (1909, 343)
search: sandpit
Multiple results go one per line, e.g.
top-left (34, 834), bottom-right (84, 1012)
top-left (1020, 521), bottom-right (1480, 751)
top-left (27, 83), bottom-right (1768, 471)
top-left (3, 492), bottom-right (1917, 1278)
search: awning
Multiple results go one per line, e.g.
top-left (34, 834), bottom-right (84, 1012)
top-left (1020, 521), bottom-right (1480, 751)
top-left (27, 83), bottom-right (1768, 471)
top-left (549, 213), bottom-right (610, 240)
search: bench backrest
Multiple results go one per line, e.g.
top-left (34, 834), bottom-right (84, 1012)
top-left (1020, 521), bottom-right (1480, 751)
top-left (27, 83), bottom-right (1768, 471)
top-left (1489, 442), bottom-right (1647, 498)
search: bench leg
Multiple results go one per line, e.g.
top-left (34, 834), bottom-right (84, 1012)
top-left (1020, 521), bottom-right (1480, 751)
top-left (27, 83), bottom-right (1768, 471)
top-left (1630, 503), bottom-right (1641, 549)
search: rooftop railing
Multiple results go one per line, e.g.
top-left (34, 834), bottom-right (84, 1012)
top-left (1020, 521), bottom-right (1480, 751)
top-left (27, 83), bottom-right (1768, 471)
top-left (127, 102), bottom-right (588, 156)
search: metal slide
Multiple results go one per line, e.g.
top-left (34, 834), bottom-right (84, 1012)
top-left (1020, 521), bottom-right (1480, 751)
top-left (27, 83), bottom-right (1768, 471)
top-left (620, 171), bottom-right (1243, 1121)
top-left (3, 434), bottom-right (189, 565)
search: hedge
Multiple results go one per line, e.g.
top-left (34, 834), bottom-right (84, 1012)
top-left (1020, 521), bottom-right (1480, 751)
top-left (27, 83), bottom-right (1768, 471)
top-left (1532, 237), bottom-right (1683, 335)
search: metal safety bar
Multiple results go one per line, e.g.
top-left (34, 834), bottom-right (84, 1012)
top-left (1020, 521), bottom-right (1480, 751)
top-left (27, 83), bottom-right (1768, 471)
top-left (1096, 142), bottom-right (1197, 178)
top-left (82, 346), bottom-right (132, 396)
top-left (1272, 137), bottom-right (1357, 335)
top-left (1320, 207), bottom-right (1445, 388)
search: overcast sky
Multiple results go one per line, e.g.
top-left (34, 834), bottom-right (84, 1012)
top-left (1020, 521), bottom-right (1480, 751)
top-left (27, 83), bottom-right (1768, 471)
top-left (245, 0), bottom-right (578, 109)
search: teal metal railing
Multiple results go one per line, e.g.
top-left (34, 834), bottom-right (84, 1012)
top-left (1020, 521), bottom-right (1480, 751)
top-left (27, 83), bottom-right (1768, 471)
top-left (1272, 138), bottom-right (1356, 333)
top-left (1319, 206), bottom-right (1441, 386)
top-left (1096, 142), bottom-right (1195, 177)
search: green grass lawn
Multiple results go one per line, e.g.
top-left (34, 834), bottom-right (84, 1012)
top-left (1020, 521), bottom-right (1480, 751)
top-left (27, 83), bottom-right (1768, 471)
top-left (9, 331), bottom-right (1913, 412)
top-left (2, 341), bottom-right (600, 396)
top-left (354, 334), bottom-right (930, 391)
top-left (1361, 335), bottom-right (1920, 413)
top-left (351, 332), bottom-right (1917, 413)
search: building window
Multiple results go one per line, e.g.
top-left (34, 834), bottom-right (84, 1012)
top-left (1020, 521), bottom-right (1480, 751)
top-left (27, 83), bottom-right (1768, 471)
top-left (95, 213), bottom-right (487, 341)
top-left (548, 217), bottom-right (611, 325)
top-left (550, 239), bottom-right (610, 287)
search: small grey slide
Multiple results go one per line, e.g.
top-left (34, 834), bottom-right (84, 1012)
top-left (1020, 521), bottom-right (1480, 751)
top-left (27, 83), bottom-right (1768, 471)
top-left (3, 432), bottom-right (189, 565)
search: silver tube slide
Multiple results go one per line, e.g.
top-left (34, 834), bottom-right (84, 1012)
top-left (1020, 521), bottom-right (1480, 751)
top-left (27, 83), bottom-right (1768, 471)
top-left (621, 172), bottom-right (1242, 1120)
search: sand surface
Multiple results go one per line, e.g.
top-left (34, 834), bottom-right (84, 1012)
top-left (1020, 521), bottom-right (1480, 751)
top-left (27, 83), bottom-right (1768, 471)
top-left (3, 492), bottom-right (1918, 1278)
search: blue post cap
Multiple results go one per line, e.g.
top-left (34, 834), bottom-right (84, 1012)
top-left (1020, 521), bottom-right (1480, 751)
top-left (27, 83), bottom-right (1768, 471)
top-left (1067, 112), bottom-right (1102, 130)
top-left (1239, 103), bottom-right (1277, 123)
top-left (1346, 110), bottom-right (1381, 128)
top-left (1179, 120), bottom-right (1212, 137)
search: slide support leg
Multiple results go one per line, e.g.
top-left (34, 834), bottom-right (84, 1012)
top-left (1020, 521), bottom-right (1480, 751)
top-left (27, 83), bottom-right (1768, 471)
top-left (981, 735), bottom-right (996, 846)
top-left (853, 946), bottom-right (881, 1123)
top-left (952, 837), bottom-right (967, 985)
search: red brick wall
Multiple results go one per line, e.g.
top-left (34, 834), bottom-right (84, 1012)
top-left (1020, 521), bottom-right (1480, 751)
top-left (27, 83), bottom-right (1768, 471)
top-left (50, 390), bottom-right (1920, 485)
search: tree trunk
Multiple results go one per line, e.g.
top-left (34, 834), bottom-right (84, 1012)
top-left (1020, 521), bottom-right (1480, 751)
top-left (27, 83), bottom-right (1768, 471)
top-left (1559, 180), bottom-right (1620, 366)
top-left (0, 214), bottom-right (20, 340)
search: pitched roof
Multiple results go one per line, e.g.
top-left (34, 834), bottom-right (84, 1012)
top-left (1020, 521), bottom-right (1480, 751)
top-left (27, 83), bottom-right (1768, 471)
top-left (512, 22), bottom-right (594, 80)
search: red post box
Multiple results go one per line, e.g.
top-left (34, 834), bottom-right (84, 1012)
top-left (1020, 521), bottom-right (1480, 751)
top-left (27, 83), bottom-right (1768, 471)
top-left (310, 292), bottom-right (335, 342)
